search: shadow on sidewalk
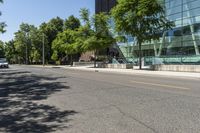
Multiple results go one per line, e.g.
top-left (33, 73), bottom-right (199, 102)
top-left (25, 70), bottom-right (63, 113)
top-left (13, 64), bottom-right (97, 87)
top-left (0, 70), bottom-right (77, 133)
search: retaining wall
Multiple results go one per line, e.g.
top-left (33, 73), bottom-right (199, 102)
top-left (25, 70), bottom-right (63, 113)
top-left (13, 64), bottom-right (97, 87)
top-left (98, 63), bottom-right (133, 69)
top-left (73, 62), bottom-right (94, 66)
top-left (152, 65), bottom-right (200, 72)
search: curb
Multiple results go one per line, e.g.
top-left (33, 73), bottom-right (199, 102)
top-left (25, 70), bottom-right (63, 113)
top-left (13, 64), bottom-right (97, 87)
top-left (19, 65), bottom-right (200, 79)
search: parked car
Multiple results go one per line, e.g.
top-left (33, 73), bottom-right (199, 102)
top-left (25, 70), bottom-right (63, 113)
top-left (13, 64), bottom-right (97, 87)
top-left (0, 58), bottom-right (9, 68)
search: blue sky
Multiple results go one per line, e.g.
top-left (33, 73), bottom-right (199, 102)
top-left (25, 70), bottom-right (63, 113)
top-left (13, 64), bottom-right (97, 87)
top-left (0, 0), bottom-right (95, 42)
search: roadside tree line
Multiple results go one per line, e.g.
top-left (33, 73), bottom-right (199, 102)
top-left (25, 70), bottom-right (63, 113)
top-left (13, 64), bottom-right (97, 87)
top-left (2, 9), bottom-right (114, 66)
top-left (1, 0), bottom-right (173, 69)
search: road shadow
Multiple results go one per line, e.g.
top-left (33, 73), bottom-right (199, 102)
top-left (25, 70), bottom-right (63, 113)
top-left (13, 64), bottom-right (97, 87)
top-left (0, 70), bottom-right (77, 133)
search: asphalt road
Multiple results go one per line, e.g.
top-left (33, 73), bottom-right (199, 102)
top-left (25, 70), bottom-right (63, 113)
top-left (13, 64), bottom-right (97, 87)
top-left (0, 65), bottom-right (200, 133)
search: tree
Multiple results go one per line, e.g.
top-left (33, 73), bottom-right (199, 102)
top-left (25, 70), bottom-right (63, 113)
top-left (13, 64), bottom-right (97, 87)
top-left (7, 22), bottom-right (48, 64)
top-left (79, 8), bottom-right (90, 27)
top-left (52, 8), bottom-right (93, 65)
top-left (52, 9), bottom-right (115, 67)
top-left (111, 0), bottom-right (173, 69)
top-left (29, 26), bottom-right (47, 63)
top-left (39, 17), bottom-right (64, 63)
top-left (80, 10), bottom-right (115, 67)
top-left (52, 29), bottom-right (75, 64)
top-left (14, 23), bottom-right (38, 64)
top-left (0, 0), bottom-right (6, 33)
top-left (52, 15), bottom-right (82, 65)
top-left (13, 23), bottom-right (47, 64)
top-left (4, 40), bottom-right (17, 63)
top-left (0, 40), bottom-right (4, 57)
top-left (64, 15), bottom-right (80, 30)
top-left (14, 23), bottom-right (30, 64)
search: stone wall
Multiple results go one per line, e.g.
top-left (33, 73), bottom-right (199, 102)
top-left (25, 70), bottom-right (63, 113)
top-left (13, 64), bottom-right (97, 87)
top-left (73, 62), bottom-right (94, 66)
top-left (152, 65), bottom-right (200, 72)
top-left (98, 63), bottom-right (133, 69)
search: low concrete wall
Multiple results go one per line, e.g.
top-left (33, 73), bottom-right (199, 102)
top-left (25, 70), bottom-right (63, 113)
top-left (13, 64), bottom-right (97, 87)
top-left (98, 63), bottom-right (133, 69)
top-left (152, 65), bottom-right (200, 72)
top-left (73, 62), bottom-right (94, 66)
top-left (73, 61), bottom-right (103, 67)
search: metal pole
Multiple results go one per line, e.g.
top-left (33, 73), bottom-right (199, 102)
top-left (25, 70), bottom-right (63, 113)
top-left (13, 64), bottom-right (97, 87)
top-left (26, 32), bottom-right (29, 65)
top-left (42, 33), bottom-right (45, 66)
top-left (26, 40), bottom-right (27, 65)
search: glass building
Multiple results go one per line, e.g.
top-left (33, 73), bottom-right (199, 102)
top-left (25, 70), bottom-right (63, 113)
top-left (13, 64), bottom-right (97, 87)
top-left (96, 0), bottom-right (200, 65)
top-left (95, 0), bottom-right (116, 14)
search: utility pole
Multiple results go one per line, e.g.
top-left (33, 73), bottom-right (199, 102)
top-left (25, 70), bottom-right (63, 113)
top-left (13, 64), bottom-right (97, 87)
top-left (26, 32), bottom-right (29, 65)
top-left (42, 33), bottom-right (45, 66)
top-left (26, 40), bottom-right (27, 65)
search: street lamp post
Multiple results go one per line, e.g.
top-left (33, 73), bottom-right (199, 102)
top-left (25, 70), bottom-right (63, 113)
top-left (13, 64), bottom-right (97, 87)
top-left (26, 39), bottom-right (27, 65)
top-left (42, 33), bottom-right (45, 66)
top-left (26, 32), bottom-right (29, 65)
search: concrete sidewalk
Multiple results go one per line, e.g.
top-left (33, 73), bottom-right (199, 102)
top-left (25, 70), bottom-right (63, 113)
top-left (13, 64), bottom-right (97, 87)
top-left (65, 66), bottom-right (200, 79)
top-left (25, 65), bottom-right (200, 79)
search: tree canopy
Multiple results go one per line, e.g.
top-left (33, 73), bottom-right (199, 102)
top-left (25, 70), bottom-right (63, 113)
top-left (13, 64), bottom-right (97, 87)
top-left (0, 40), bottom-right (4, 57)
top-left (52, 9), bottom-right (115, 67)
top-left (3, 8), bottom-right (115, 66)
top-left (64, 15), bottom-right (80, 30)
top-left (4, 40), bottom-right (16, 63)
top-left (80, 10), bottom-right (115, 67)
top-left (111, 0), bottom-right (173, 69)
top-left (0, 0), bottom-right (6, 33)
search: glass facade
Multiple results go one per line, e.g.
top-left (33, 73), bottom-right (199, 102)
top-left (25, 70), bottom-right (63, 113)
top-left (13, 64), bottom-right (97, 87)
top-left (95, 0), bottom-right (116, 14)
top-left (116, 0), bottom-right (200, 64)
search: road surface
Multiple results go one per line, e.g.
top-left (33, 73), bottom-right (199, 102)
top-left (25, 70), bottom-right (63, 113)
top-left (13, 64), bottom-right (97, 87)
top-left (0, 65), bottom-right (200, 133)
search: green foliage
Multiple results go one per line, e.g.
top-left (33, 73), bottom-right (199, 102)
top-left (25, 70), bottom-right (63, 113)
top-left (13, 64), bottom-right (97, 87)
top-left (112, 0), bottom-right (173, 43)
top-left (79, 8), bottom-right (90, 26)
top-left (0, 22), bottom-right (6, 33)
top-left (115, 35), bottom-right (127, 43)
top-left (39, 17), bottom-right (64, 46)
top-left (80, 11), bottom-right (115, 67)
top-left (51, 9), bottom-right (115, 66)
top-left (82, 12), bottom-right (115, 53)
top-left (0, 0), bottom-right (6, 33)
top-left (4, 8), bottom-right (115, 66)
top-left (14, 23), bottom-right (30, 63)
top-left (39, 17), bottom-right (64, 63)
top-left (29, 27), bottom-right (47, 63)
top-left (10, 23), bottom-right (48, 64)
top-left (0, 40), bottom-right (4, 57)
top-left (64, 15), bottom-right (80, 30)
top-left (111, 0), bottom-right (174, 69)
top-left (52, 29), bottom-right (75, 61)
top-left (52, 9), bottom-right (92, 61)
top-left (4, 40), bottom-right (16, 63)
top-left (13, 23), bottom-right (40, 63)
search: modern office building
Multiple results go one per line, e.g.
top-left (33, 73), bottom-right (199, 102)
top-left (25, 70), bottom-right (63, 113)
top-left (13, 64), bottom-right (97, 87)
top-left (95, 0), bottom-right (116, 14)
top-left (96, 0), bottom-right (200, 65)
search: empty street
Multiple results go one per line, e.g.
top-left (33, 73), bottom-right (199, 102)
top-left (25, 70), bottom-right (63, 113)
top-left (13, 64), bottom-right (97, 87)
top-left (0, 65), bottom-right (200, 133)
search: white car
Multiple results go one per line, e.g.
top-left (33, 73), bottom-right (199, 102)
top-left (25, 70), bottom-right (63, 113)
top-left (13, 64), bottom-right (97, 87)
top-left (0, 59), bottom-right (9, 68)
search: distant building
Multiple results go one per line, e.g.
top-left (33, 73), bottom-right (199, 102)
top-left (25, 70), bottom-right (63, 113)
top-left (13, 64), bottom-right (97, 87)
top-left (95, 0), bottom-right (116, 14)
top-left (96, 0), bottom-right (200, 65)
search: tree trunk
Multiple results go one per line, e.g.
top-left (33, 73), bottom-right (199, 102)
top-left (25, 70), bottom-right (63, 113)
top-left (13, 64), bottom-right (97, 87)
top-left (94, 50), bottom-right (97, 68)
top-left (70, 55), bottom-right (73, 66)
top-left (138, 42), bottom-right (142, 70)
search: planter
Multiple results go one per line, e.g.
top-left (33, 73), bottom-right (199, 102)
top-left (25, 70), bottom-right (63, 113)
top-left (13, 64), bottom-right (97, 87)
top-left (98, 63), bottom-right (133, 69)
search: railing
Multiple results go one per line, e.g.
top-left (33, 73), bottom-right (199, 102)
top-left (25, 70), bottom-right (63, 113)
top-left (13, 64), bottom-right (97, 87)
top-left (110, 55), bottom-right (200, 65)
top-left (144, 55), bottom-right (200, 65)
top-left (112, 57), bottom-right (128, 64)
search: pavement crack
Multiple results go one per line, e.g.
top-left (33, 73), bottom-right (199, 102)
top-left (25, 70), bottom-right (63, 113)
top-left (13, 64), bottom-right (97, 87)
top-left (110, 104), bottom-right (158, 133)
